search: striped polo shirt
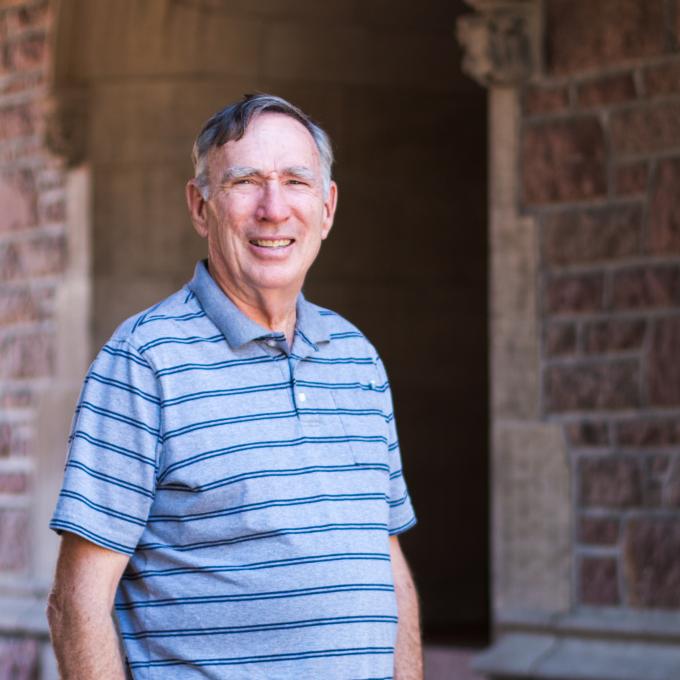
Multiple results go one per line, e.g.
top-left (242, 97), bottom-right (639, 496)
top-left (50, 260), bottom-right (416, 679)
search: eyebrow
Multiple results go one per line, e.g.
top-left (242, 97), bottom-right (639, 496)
top-left (219, 166), bottom-right (317, 184)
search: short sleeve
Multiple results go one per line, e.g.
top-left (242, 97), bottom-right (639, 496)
top-left (375, 355), bottom-right (417, 535)
top-left (50, 340), bottom-right (161, 555)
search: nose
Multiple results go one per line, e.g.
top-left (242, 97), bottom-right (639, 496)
top-left (255, 180), bottom-right (292, 224)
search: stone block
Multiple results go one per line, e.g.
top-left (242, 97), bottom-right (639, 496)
top-left (544, 273), bottom-right (604, 315)
top-left (566, 421), bottom-right (610, 447)
top-left (5, 32), bottom-right (46, 71)
top-left (578, 516), bottom-right (620, 546)
top-left (617, 418), bottom-right (680, 447)
top-left (648, 157), bottom-right (680, 254)
top-left (493, 423), bottom-right (571, 613)
top-left (610, 101), bottom-right (680, 156)
top-left (545, 322), bottom-right (576, 356)
top-left (545, 360), bottom-right (640, 412)
top-left (0, 473), bottom-right (27, 493)
top-left (0, 510), bottom-right (29, 570)
top-left (625, 517), bottom-right (680, 608)
top-left (0, 233), bottom-right (67, 282)
top-left (583, 318), bottom-right (646, 354)
top-left (644, 61), bottom-right (680, 97)
top-left (0, 285), bottom-right (52, 324)
top-left (0, 102), bottom-right (37, 142)
top-left (579, 556), bottom-right (620, 606)
top-left (577, 72), bottom-right (636, 108)
top-left (541, 204), bottom-right (641, 267)
top-left (524, 84), bottom-right (570, 116)
top-left (0, 170), bottom-right (37, 231)
top-left (0, 387), bottom-right (32, 410)
top-left (0, 331), bottom-right (53, 378)
top-left (580, 455), bottom-right (643, 508)
top-left (0, 637), bottom-right (38, 680)
top-left (615, 161), bottom-right (648, 195)
top-left (545, 0), bottom-right (666, 75)
top-left (522, 117), bottom-right (606, 204)
top-left (610, 265), bottom-right (680, 310)
top-left (0, 422), bottom-right (30, 458)
top-left (648, 317), bottom-right (680, 406)
top-left (662, 456), bottom-right (680, 507)
top-left (4, 2), bottom-right (49, 35)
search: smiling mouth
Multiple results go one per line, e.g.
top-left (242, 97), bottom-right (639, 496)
top-left (249, 239), bottom-right (294, 248)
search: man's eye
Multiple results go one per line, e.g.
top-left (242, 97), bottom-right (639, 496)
top-left (234, 178), bottom-right (253, 185)
top-left (287, 179), bottom-right (306, 185)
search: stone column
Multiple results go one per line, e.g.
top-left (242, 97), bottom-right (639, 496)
top-left (458, 2), bottom-right (680, 679)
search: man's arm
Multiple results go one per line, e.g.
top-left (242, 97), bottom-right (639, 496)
top-left (390, 535), bottom-right (423, 680)
top-left (47, 532), bottom-right (130, 679)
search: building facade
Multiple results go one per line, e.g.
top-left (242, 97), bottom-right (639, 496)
top-left (0, 0), bottom-right (678, 678)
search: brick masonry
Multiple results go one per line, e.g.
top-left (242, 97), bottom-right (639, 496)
top-left (0, 0), bottom-right (65, 595)
top-left (526, 1), bottom-right (680, 610)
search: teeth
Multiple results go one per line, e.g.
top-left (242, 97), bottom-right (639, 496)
top-left (252, 239), bottom-right (292, 247)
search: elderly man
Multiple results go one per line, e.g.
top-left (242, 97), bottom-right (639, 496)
top-left (48, 94), bottom-right (421, 679)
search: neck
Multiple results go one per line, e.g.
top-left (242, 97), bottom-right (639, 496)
top-left (207, 261), bottom-right (299, 346)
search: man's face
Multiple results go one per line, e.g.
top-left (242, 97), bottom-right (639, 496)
top-left (187, 112), bottom-right (337, 301)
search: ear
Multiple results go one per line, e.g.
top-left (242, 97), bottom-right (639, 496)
top-left (186, 180), bottom-right (209, 239)
top-left (321, 181), bottom-right (338, 240)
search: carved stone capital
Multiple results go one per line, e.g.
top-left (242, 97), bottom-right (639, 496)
top-left (457, 0), bottom-right (540, 88)
top-left (45, 87), bottom-right (89, 167)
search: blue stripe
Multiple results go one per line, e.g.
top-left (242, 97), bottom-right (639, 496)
top-left (138, 333), bottom-right (225, 354)
top-left (388, 492), bottom-right (409, 508)
top-left (128, 646), bottom-right (394, 669)
top-left (139, 310), bottom-right (206, 325)
top-left (137, 521), bottom-right (388, 552)
top-left (299, 356), bottom-right (375, 365)
top-left (87, 372), bottom-right (160, 405)
top-left (59, 489), bottom-right (147, 526)
top-left (116, 582), bottom-right (394, 610)
top-left (158, 434), bottom-right (387, 482)
top-left (162, 406), bottom-right (388, 442)
top-left (157, 462), bottom-right (390, 494)
top-left (70, 431), bottom-right (156, 467)
top-left (49, 519), bottom-right (135, 554)
top-left (389, 516), bottom-right (417, 535)
top-left (296, 378), bottom-right (388, 392)
top-left (79, 402), bottom-right (159, 437)
top-left (65, 460), bottom-right (154, 498)
top-left (101, 345), bottom-right (148, 368)
top-left (121, 551), bottom-right (390, 581)
top-left (162, 381), bottom-right (289, 406)
top-left (122, 614), bottom-right (398, 639)
top-left (148, 492), bottom-right (388, 523)
top-left (157, 352), bottom-right (285, 377)
top-left (330, 331), bottom-right (364, 339)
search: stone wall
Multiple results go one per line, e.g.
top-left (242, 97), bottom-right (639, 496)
top-left (523, 0), bottom-right (680, 612)
top-left (0, 0), bottom-right (65, 676)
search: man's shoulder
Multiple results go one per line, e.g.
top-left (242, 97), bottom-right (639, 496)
top-left (306, 300), bottom-right (379, 356)
top-left (106, 286), bottom-right (209, 352)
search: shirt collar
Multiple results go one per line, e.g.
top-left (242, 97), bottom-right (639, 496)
top-left (187, 260), bottom-right (331, 349)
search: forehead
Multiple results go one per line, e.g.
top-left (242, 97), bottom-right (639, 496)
top-left (207, 113), bottom-right (321, 177)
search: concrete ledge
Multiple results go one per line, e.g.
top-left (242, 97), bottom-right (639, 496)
top-left (474, 608), bottom-right (680, 680)
top-left (472, 632), bottom-right (680, 680)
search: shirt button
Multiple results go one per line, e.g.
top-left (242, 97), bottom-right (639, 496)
top-left (298, 392), bottom-right (307, 403)
top-left (266, 339), bottom-right (277, 347)
top-left (369, 380), bottom-right (376, 389)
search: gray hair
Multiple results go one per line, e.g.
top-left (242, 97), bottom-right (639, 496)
top-left (191, 93), bottom-right (334, 198)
